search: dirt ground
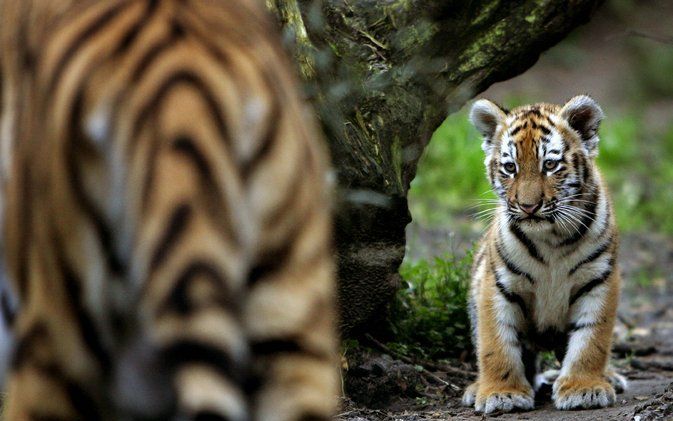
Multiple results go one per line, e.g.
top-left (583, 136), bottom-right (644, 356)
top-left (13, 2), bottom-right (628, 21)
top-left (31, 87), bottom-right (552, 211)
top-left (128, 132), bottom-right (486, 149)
top-left (337, 378), bottom-right (673, 420)
top-left (338, 231), bottom-right (673, 420)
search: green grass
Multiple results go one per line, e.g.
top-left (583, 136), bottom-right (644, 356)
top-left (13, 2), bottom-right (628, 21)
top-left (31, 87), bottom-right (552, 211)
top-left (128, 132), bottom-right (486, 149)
top-left (598, 115), bottom-right (673, 233)
top-left (388, 251), bottom-right (473, 361)
top-left (407, 111), bottom-right (494, 227)
top-left (409, 106), bottom-right (673, 234)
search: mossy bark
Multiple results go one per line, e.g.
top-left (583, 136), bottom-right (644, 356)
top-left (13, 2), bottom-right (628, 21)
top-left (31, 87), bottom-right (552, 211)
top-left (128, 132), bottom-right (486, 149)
top-left (269, 0), bottom-right (605, 335)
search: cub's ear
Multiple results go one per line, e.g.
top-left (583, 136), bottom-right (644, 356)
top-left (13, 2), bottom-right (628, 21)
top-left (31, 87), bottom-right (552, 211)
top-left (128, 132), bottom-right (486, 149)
top-left (560, 95), bottom-right (604, 156)
top-left (469, 99), bottom-right (507, 155)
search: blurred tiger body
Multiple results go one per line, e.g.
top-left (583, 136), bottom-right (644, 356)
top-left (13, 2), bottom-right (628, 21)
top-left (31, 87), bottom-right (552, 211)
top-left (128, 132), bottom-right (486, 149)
top-left (461, 96), bottom-right (627, 413)
top-left (0, 0), bottom-right (337, 420)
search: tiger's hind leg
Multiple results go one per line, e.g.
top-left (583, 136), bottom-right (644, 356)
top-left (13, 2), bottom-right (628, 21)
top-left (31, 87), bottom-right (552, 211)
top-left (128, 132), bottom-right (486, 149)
top-left (126, 121), bottom-right (254, 420)
top-left (121, 54), bottom-right (338, 421)
top-left (605, 367), bottom-right (628, 393)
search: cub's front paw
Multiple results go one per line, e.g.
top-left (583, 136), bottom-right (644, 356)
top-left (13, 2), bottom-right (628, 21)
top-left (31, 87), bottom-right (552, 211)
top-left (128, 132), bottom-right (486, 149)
top-left (461, 382), bottom-right (478, 407)
top-left (553, 376), bottom-right (616, 410)
top-left (475, 385), bottom-right (534, 414)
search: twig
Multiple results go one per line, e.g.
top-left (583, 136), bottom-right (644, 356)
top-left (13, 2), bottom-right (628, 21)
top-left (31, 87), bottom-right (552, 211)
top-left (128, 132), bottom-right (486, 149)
top-left (364, 334), bottom-right (476, 379)
top-left (416, 364), bottom-right (455, 388)
top-left (364, 334), bottom-right (415, 362)
top-left (419, 360), bottom-right (477, 378)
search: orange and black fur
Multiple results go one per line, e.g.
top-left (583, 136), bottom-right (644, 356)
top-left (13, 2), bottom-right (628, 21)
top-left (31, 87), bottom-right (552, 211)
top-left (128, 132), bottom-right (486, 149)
top-left (462, 96), bottom-right (627, 413)
top-left (0, 0), bottom-right (337, 419)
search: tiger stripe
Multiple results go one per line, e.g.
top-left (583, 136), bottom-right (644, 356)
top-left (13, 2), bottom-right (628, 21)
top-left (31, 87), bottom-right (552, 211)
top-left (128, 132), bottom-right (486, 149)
top-left (495, 240), bottom-right (536, 285)
top-left (567, 236), bottom-right (612, 276)
top-left (569, 262), bottom-right (614, 306)
top-left (492, 262), bottom-right (528, 317)
top-left (0, 0), bottom-right (337, 420)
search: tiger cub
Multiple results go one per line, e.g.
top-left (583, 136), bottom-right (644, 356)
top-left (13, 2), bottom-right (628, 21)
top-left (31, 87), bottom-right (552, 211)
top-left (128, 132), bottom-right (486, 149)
top-left (0, 0), bottom-right (337, 420)
top-left (461, 96), bottom-right (627, 413)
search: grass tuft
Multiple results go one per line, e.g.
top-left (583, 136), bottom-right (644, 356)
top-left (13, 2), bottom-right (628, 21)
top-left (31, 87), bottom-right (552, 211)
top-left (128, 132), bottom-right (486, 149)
top-left (388, 251), bottom-right (473, 361)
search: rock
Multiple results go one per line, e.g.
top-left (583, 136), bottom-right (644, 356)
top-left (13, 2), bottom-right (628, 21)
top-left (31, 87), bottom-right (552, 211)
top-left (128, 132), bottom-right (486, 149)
top-left (633, 383), bottom-right (673, 421)
top-left (344, 354), bottom-right (424, 408)
top-left (631, 357), bottom-right (673, 371)
top-left (613, 340), bottom-right (657, 357)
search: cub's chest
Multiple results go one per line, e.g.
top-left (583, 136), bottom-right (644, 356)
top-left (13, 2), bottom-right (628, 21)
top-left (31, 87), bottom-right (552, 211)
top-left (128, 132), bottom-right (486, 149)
top-left (507, 252), bottom-right (610, 331)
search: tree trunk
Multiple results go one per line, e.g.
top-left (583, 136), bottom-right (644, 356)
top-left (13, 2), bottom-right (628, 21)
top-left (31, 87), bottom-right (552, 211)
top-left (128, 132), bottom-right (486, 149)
top-left (268, 0), bottom-right (605, 336)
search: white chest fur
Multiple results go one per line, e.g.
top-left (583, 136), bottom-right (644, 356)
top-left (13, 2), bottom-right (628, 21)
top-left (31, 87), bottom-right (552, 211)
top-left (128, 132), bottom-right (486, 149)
top-left (494, 190), bottom-right (613, 333)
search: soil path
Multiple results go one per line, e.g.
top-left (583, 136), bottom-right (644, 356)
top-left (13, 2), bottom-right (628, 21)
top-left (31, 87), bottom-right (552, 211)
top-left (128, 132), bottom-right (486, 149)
top-left (338, 376), bottom-right (672, 420)
top-left (339, 231), bottom-right (673, 420)
top-left (338, 300), bottom-right (673, 420)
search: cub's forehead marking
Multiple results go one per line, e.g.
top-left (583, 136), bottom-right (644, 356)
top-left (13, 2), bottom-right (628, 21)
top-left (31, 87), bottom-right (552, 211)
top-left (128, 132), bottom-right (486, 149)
top-left (500, 108), bottom-right (567, 164)
top-left (500, 134), bottom-right (517, 161)
top-left (500, 113), bottom-right (566, 164)
top-left (547, 114), bottom-right (562, 125)
top-left (539, 130), bottom-right (565, 160)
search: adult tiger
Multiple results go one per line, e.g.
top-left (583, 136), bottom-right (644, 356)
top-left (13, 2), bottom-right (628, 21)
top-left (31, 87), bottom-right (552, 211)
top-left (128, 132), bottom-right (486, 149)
top-left (462, 96), bottom-right (627, 413)
top-left (0, 0), bottom-right (337, 420)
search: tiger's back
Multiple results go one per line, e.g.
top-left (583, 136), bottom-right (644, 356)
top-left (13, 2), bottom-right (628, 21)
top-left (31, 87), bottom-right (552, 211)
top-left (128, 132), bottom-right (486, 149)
top-left (0, 0), bottom-right (337, 419)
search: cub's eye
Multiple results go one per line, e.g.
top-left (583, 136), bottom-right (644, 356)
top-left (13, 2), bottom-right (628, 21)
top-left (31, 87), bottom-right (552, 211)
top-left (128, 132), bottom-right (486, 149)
top-left (544, 160), bottom-right (559, 171)
top-left (503, 162), bottom-right (516, 173)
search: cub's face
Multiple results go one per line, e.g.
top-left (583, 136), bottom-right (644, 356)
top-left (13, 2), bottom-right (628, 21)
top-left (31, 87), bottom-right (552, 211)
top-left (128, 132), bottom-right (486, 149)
top-left (470, 95), bottom-right (604, 230)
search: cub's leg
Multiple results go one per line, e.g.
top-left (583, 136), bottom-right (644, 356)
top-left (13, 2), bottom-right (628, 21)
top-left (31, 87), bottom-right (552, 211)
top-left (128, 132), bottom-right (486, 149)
top-left (462, 286), bottom-right (480, 407)
top-left (539, 367), bottom-right (627, 394)
top-left (462, 297), bottom-right (537, 408)
top-left (470, 265), bottom-right (534, 414)
top-left (553, 272), bottom-right (624, 409)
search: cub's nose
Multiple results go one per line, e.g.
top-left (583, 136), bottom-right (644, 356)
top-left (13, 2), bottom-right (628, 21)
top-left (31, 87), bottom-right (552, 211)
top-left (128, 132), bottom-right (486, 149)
top-left (519, 201), bottom-right (542, 215)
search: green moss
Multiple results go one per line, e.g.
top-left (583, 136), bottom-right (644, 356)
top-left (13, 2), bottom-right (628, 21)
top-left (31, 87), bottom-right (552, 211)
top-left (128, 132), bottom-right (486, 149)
top-left (470, 0), bottom-right (501, 26)
top-left (455, 3), bottom-right (555, 76)
top-left (456, 21), bottom-right (508, 74)
top-left (381, 0), bottom-right (416, 28)
top-left (524, 14), bottom-right (537, 23)
top-left (524, 1), bottom-right (548, 24)
top-left (393, 20), bottom-right (439, 54)
top-left (267, 0), bottom-right (317, 79)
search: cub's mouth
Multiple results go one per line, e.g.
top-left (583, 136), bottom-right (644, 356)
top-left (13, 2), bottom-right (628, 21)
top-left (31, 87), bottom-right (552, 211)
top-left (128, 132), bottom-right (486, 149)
top-left (518, 214), bottom-right (552, 223)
